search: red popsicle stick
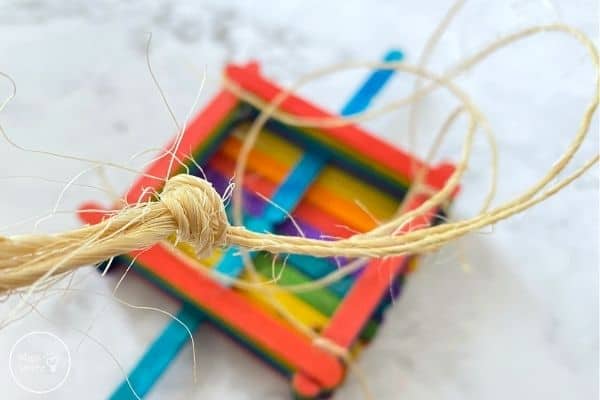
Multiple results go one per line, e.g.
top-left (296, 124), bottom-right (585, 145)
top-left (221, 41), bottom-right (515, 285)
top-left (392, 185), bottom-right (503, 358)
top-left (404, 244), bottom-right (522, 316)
top-left (225, 63), bottom-right (455, 190)
top-left (78, 204), bottom-right (344, 388)
top-left (123, 62), bottom-right (455, 210)
top-left (292, 194), bottom-right (442, 396)
top-left (125, 89), bottom-right (240, 204)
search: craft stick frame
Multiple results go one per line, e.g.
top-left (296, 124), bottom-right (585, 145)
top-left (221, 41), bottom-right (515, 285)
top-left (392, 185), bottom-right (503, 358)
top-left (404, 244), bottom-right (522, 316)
top-left (78, 59), bottom-right (457, 399)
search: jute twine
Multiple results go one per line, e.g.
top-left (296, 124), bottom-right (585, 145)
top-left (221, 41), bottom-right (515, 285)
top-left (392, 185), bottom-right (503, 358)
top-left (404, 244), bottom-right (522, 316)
top-left (0, 23), bottom-right (597, 297)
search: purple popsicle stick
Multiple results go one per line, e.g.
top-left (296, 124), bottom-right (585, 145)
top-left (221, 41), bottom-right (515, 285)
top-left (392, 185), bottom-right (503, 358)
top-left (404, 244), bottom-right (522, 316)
top-left (203, 165), bottom-right (360, 272)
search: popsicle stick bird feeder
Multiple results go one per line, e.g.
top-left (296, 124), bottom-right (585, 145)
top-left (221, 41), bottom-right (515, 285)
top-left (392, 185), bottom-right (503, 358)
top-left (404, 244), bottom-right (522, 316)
top-left (78, 50), bottom-right (458, 399)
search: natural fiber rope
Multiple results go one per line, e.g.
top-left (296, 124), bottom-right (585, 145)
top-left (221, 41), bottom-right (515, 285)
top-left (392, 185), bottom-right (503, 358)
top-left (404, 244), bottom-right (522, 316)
top-left (0, 24), bottom-right (597, 297)
top-left (0, 153), bottom-right (596, 293)
top-left (0, 175), bottom-right (225, 291)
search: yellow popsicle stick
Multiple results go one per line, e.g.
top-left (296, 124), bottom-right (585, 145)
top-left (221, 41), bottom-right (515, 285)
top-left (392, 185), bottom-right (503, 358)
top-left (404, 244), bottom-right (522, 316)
top-left (218, 140), bottom-right (377, 231)
top-left (240, 272), bottom-right (329, 332)
top-left (231, 126), bottom-right (399, 220)
top-left (174, 242), bottom-right (329, 332)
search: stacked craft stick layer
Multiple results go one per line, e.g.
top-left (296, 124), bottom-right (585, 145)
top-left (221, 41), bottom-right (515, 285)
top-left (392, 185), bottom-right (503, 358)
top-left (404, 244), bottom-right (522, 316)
top-left (78, 53), bottom-right (458, 399)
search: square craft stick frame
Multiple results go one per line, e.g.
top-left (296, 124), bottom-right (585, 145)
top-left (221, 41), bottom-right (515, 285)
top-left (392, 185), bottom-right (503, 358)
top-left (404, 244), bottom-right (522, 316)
top-left (78, 59), bottom-right (458, 399)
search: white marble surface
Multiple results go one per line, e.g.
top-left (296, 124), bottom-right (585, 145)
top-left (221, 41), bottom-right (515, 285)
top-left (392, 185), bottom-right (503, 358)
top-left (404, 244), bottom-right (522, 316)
top-left (0, 1), bottom-right (598, 399)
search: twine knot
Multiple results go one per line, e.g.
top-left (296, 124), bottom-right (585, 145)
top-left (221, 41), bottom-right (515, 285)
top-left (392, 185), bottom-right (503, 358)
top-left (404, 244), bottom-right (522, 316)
top-left (161, 174), bottom-right (229, 258)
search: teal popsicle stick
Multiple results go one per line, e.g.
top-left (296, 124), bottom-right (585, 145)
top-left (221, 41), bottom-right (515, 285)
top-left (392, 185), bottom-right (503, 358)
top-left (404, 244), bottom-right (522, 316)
top-left (110, 151), bottom-right (325, 400)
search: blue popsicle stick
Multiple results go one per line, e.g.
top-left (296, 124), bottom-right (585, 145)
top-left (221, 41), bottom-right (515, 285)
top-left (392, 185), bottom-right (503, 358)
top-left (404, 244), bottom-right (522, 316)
top-left (276, 49), bottom-right (404, 289)
top-left (110, 304), bottom-right (201, 400)
top-left (109, 157), bottom-right (324, 400)
top-left (110, 49), bottom-right (404, 400)
top-left (341, 49), bottom-right (404, 116)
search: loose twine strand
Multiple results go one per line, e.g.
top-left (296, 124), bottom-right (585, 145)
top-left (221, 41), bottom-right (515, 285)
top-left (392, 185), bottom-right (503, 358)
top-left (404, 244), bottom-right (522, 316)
top-left (0, 23), bottom-right (597, 298)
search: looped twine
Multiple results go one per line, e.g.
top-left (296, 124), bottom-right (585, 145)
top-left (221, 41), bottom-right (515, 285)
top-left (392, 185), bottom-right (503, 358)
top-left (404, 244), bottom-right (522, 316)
top-left (160, 174), bottom-right (229, 258)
